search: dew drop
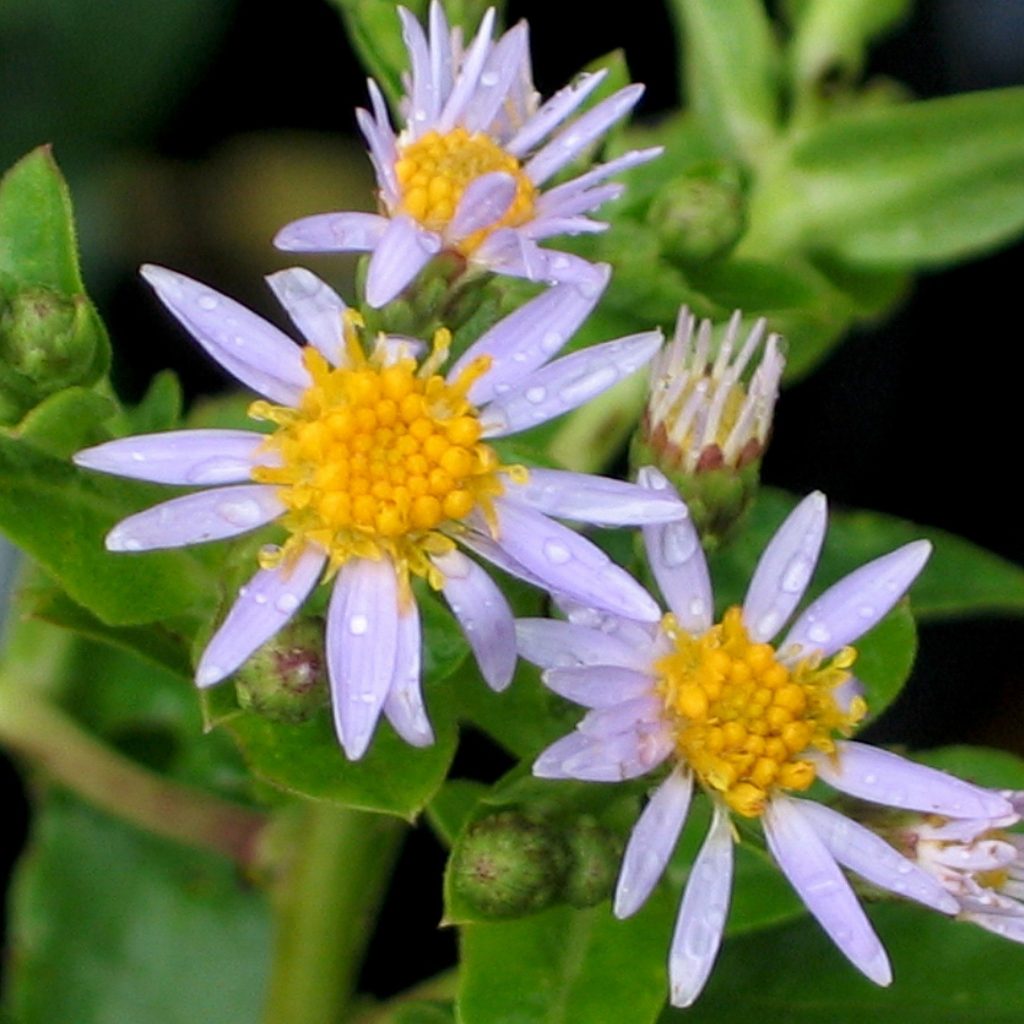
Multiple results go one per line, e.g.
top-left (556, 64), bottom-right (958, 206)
top-left (219, 498), bottom-right (265, 527)
top-left (122, 538), bottom-right (142, 552)
top-left (254, 593), bottom-right (268, 605)
top-left (756, 611), bottom-right (781, 639)
top-left (551, 255), bottom-right (570, 271)
top-left (130, 451), bottom-right (146, 462)
top-left (658, 522), bottom-right (697, 568)
top-left (807, 623), bottom-right (830, 645)
top-left (541, 331), bottom-right (563, 353)
top-left (543, 540), bottom-right (572, 565)
top-left (349, 614), bottom-right (369, 635)
top-left (512, 351), bottom-right (528, 363)
top-left (896, 861), bottom-right (913, 876)
top-left (858, 604), bottom-right (876, 619)
top-left (197, 294), bottom-right (218, 311)
top-left (526, 386), bottom-right (547, 404)
top-left (863, 773), bottom-right (878, 786)
top-left (480, 70), bottom-right (499, 86)
top-left (781, 555), bottom-right (813, 594)
top-left (688, 597), bottom-right (706, 620)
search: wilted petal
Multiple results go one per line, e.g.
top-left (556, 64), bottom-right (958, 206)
top-left (141, 265), bottom-right (309, 405)
top-left (266, 268), bottom-right (347, 366)
top-left (326, 557), bottom-right (400, 759)
top-left (447, 171), bottom-right (517, 240)
top-left (543, 665), bottom-right (654, 708)
top-left (450, 271), bottom-right (608, 405)
top-left (274, 211), bottom-right (388, 253)
top-left (816, 741), bottom-right (1015, 819)
top-left (434, 548), bottom-right (516, 691)
top-left (505, 468), bottom-right (685, 526)
top-left (615, 768), bottom-right (693, 918)
top-left (195, 544), bottom-right (326, 687)
top-left (637, 466), bottom-right (712, 634)
top-left (783, 541), bottom-right (932, 658)
top-left (383, 600), bottom-right (434, 747)
top-left (795, 799), bottom-right (958, 914)
top-left (74, 429), bottom-right (268, 486)
top-left (515, 619), bottom-right (651, 671)
top-left (365, 215), bottom-right (442, 308)
top-left (106, 485), bottom-right (283, 552)
top-left (481, 332), bottom-right (662, 437)
top-left (742, 492), bottom-right (828, 643)
top-left (765, 796), bottom-right (891, 986)
top-left (669, 801), bottom-right (734, 1008)
top-left (489, 499), bottom-right (659, 621)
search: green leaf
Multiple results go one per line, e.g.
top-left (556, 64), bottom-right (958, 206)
top-left (0, 434), bottom-right (216, 625)
top-left (711, 488), bottom-right (1024, 622)
top-left (11, 386), bottom-right (115, 458)
top-left (390, 1003), bottom-right (456, 1024)
top-left (427, 779), bottom-right (489, 846)
top-left (120, 369), bottom-right (183, 434)
top-left (665, 902), bottom-right (1024, 1023)
top-left (916, 745), bottom-right (1024, 790)
top-left (852, 605), bottom-right (916, 723)
top-left (669, 0), bottom-right (782, 160)
top-left (753, 88), bottom-right (1024, 267)
top-left (5, 792), bottom-right (270, 1024)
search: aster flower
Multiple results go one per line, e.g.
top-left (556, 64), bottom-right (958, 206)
top-left (883, 792), bottom-right (1024, 942)
top-left (73, 265), bottom-right (680, 760)
top-left (274, 1), bottom-right (660, 307)
top-left (519, 470), bottom-right (1014, 1006)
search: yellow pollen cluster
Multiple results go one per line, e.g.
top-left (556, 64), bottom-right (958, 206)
top-left (394, 128), bottom-right (536, 252)
top-left (655, 606), bottom-right (864, 818)
top-left (250, 319), bottom-right (516, 590)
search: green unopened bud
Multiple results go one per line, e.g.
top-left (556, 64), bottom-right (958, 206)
top-left (631, 307), bottom-right (785, 549)
top-left (234, 618), bottom-right (328, 723)
top-left (560, 821), bottom-right (622, 908)
top-left (648, 164), bottom-right (746, 266)
top-left (451, 812), bottom-right (569, 918)
top-left (0, 287), bottom-right (97, 416)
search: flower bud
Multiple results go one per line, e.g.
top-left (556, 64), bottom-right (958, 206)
top-left (450, 812), bottom-right (569, 918)
top-left (631, 307), bottom-right (784, 548)
top-left (560, 820), bottom-right (622, 908)
top-left (647, 164), bottom-right (746, 266)
top-left (234, 617), bottom-right (328, 723)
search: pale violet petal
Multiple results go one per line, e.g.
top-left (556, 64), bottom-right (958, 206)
top-left (427, 1), bottom-right (454, 112)
top-left (536, 148), bottom-right (663, 216)
top-left (534, 725), bottom-right (671, 782)
top-left (356, 106), bottom-right (400, 203)
top-left (669, 801), bottom-right (734, 1008)
top-left (515, 619), bottom-right (653, 671)
top-left (795, 798), bottom-right (958, 914)
top-left (399, 6), bottom-right (438, 126)
top-left (489, 499), bottom-right (660, 621)
top-left (106, 485), bottom-right (283, 552)
top-left (481, 331), bottom-right (663, 437)
top-left (365, 215), bottom-right (441, 308)
top-left (615, 768), bottom-right (693, 919)
top-left (506, 70), bottom-right (608, 157)
top-left (473, 228), bottom-right (608, 291)
top-left (815, 741), bottom-right (1015, 819)
top-left (577, 698), bottom-right (662, 738)
top-left (447, 171), bottom-right (517, 241)
top-left (327, 557), bottom-right (400, 759)
top-left (140, 265), bottom-right (309, 405)
top-left (383, 599), bottom-right (434, 747)
top-left (504, 468), bottom-right (685, 526)
top-left (764, 796), bottom-right (892, 986)
top-left (637, 466), bottom-right (712, 633)
top-left (450, 270), bottom-right (609, 406)
top-left (783, 540), bottom-right (932, 658)
top-left (543, 665), bottom-right (655, 709)
top-left (194, 544), bottom-right (326, 687)
top-left (971, 913), bottom-right (1024, 944)
top-left (521, 215), bottom-right (609, 241)
top-left (456, 529), bottom-right (550, 591)
top-left (461, 22), bottom-right (529, 133)
top-left (274, 211), bottom-right (388, 253)
top-left (437, 7), bottom-right (496, 130)
top-left (265, 268), bottom-right (347, 366)
top-left (534, 185), bottom-right (622, 224)
top-left (434, 548), bottom-right (517, 691)
top-left (525, 84), bottom-right (645, 186)
top-left (74, 429), bottom-right (268, 486)
top-left (742, 492), bottom-right (828, 643)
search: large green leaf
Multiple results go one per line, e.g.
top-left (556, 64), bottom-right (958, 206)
top-left (5, 792), bottom-right (270, 1024)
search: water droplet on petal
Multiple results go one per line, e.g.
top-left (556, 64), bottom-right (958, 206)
top-left (219, 498), bottom-right (265, 527)
top-left (781, 555), bottom-right (813, 594)
top-left (543, 540), bottom-right (572, 565)
top-left (659, 522), bottom-right (697, 568)
top-left (481, 70), bottom-right (499, 86)
top-left (254, 593), bottom-right (268, 605)
top-left (526, 386), bottom-right (547, 404)
top-left (858, 604), bottom-right (875, 619)
top-left (130, 451), bottom-right (145, 462)
top-left (276, 593), bottom-right (300, 613)
top-left (807, 623), bottom-right (830, 645)
top-left (541, 331), bottom-right (562, 353)
top-left (198, 294), bottom-right (218, 311)
top-left (349, 614), bottom-right (369, 635)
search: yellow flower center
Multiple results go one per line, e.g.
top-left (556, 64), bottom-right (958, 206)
top-left (250, 315), bottom-right (520, 590)
top-left (394, 128), bottom-right (536, 253)
top-left (655, 606), bottom-right (864, 818)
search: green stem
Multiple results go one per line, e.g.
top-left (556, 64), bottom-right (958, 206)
top-left (262, 803), bottom-right (405, 1024)
top-left (0, 681), bottom-right (266, 866)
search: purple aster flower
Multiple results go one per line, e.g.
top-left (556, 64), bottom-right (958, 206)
top-left (274, 1), bottom-right (660, 307)
top-left (73, 264), bottom-right (679, 760)
top-left (519, 470), bottom-right (1015, 1006)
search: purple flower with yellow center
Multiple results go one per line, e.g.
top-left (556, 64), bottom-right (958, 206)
top-left (519, 469), bottom-right (1015, 1006)
top-left (73, 265), bottom-right (678, 760)
top-left (274, 1), bottom-right (660, 307)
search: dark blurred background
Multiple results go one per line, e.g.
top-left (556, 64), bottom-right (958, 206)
top-left (1, 0), bottom-right (1023, 1000)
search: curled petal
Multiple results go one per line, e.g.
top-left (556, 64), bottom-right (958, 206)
top-left (638, 466), bottom-right (712, 634)
top-left (434, 548), bottom-right (517, 691)
top-left (195, 544), bottom-right (326, 687)
top-left (106, 485), bottom-right (283, 552)
top-left (742, 491), bottom-right (828, 643)
top-left (447, 171), bottom-right (517, 241)
top-left (266, 268), bottom-right (347, 366)
top-left (615, 768), bottom-right (693, 919)
top-left (764, 796), bottom-right (891, 986)
top-left (365, 215), bottom-right (441, 308)
top-left (326, 558), bottom-right (400, 759)
top-left (273, 211), bottom-right (388, 253)
top-left (74, 429), bottom-right (268, 486)
top-left (383, 600), bottom-right (434, 747)
top-left (141, 265), bottom-right (309, 405)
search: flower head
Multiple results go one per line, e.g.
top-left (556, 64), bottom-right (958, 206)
top-left (74, 265), bottom-right (679, 760)
top-left (519, 470), bottom-right (1014, 1006)
top-left (274, 2), bottom-right (660, 307)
